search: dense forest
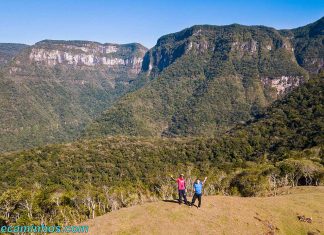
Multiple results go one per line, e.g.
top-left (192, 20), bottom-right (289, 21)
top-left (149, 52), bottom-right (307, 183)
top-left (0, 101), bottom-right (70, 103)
top-left (0, 75), bottom-right (323, 226)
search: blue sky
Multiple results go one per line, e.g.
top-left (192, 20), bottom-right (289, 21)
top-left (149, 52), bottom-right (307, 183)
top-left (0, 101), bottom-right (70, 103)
top-left (0, 0), bottom-right (323, 48)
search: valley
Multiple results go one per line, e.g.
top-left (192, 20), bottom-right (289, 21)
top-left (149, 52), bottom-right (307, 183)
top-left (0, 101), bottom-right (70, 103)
top-left (0, 16), bottom-right (323, 233)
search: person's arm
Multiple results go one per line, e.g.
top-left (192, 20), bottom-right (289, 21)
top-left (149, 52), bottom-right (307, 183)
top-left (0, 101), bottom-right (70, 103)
top-left (170, 175), bottom-right (176, 181)
top-left (202, 177), bottom-right (208, 185)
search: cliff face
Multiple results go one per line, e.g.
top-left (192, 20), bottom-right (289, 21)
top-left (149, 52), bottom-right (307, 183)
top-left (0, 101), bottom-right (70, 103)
top-left (289, 17), bottom-right (324, 74)
top-left (8, 40), bottom-right (146, 78)
top-left (141, 24), bottom-right (312, 96)
top-left (28, 41), bottom-right (144, 71)
top-left (0, 40), bottom-right (147, 152)
top-left (1, 18), bottom-right (322, 151)
top-left (85, 19), bottom-right (323, 138)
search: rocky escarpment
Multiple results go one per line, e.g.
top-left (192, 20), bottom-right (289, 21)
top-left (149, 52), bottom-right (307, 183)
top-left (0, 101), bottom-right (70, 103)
top-left (8, 40), bottom-right (147, 76)
top-left (141, 23), bottom-right (314, 95)
top-left (0, 40), bottom-right (148, 152)
top-left (261, 76), bottom-right (302, 95)
top-left (288, 16), bottom-right (324, 74)
top-left (142, 18), bottom-right (324, 77)
top-left (86, 19), bottom-right (323, 138)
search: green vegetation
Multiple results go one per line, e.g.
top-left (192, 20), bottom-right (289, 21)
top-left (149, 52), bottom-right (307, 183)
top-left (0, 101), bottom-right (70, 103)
top-left (0, 41), bottom-right (147, 152)
top-left (0, 76), bottom-right (323, 226)
top-left (85, 21), bottom-right (322, 138)
top-left (0, 18), bottom-right (323, 229)
top-left (0, 19), bottom-right (322, 152)
top-left (289, 16), bottom-right (324, 73)
top-left (0, 43), bottom-right (28, 67)
top-left (227, 74), bottom-right (324, 161)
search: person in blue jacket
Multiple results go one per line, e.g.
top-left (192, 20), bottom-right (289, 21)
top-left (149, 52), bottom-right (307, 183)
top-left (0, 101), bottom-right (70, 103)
top-left (190, 176), bottom-right (207, 208)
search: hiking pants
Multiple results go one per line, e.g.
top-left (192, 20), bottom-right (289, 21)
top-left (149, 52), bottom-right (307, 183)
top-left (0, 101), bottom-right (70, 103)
top-left (178, 190), bottom-right (188, 204)
top-left (191, 193), bottom-right (202, 207)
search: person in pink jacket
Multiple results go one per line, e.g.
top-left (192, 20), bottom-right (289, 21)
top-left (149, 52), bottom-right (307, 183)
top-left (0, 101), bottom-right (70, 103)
top-left (171, 173), bottom-right (188, 205)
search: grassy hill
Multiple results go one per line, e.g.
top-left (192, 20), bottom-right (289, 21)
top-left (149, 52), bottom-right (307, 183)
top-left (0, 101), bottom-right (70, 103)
top-left (80, 187), bottom-right (324, 235)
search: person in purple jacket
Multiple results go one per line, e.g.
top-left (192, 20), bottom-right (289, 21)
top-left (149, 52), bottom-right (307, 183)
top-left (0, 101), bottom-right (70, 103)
top-left (191, 176), bottom-right (207, 208)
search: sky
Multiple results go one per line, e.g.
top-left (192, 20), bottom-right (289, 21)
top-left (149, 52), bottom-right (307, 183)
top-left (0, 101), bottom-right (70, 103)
top-left (0, 0), bottom-right (323, 48)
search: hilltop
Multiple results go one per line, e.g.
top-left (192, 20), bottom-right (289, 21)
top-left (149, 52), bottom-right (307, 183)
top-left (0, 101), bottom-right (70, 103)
top-left (80, 187), bottom-right (324, 235)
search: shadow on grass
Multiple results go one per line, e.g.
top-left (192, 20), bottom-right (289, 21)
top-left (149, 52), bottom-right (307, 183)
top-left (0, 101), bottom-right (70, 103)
top-left (162, 200), bottom-right (197, 207)
top-left (162, 199), bottom-right (180, 204)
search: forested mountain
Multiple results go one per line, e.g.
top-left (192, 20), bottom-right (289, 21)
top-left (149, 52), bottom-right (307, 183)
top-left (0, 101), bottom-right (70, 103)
top-left (289, 16), bottom-right (324, 73)
top-left (0, 43), bottom-right (29, 67)
top-left (0, 40), bottom-right (147, 152)
top-left (85, 18), bottom-right (323, 138)
top-left (0, 19), bottom-right (322, 152)
top-left (0, 74), bottom-right (322, 226)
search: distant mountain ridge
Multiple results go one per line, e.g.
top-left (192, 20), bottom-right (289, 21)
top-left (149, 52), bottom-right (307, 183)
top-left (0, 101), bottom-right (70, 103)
top-left (289, 16), bottom-right (324, 73)
top-left (0, 43), bottom-right (29, 67)
top-left (0, 40), bottom-right (147, 152)
top-left (25, 40), bottom-right (146, 70)
top-left (0, 18), bottom-right (323, 152)
top-left (85, 18), bottom-right (323, 138)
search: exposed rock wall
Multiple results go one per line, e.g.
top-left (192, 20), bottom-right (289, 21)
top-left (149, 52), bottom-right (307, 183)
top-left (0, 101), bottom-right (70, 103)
top-left (261, 76), bottom-right (302, 95)
top-left (7, 40), bottom-right (147, 77)
top-left (28, 47), bottom-right (143, 68)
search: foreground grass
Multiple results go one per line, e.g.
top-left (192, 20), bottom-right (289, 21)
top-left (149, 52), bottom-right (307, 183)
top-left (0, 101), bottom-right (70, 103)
top-left (78, 187), bottom-right (324, 235)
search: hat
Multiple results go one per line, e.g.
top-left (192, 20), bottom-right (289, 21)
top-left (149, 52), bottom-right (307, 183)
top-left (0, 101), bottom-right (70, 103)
top-left (180, 173), bottom-right (184, 176)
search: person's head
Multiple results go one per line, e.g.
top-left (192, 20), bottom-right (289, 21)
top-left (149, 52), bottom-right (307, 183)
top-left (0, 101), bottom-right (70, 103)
top-left (179, 173), bottom-right (184, 179)
top-left (196, 178), bottom-right (201, 184)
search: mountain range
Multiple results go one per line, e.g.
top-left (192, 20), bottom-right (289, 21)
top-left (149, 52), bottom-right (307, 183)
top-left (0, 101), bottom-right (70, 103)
top-left (0, 17), bottom-right (323, 227)
top-left (0, 17), bottom-right (323, 152)
top-left (85, 17), bottom-right (323, 138)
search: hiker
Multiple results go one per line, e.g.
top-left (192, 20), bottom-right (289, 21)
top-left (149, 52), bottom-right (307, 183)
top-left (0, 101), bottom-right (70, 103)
top-left (191, 177), bottom-right (207, 208)
top-left (171, 174), bottom-right (188, 205)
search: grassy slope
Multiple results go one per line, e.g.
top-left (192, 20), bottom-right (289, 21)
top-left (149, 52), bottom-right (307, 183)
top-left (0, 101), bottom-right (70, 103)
top-left (80, 187), bottom-right (324, 235)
